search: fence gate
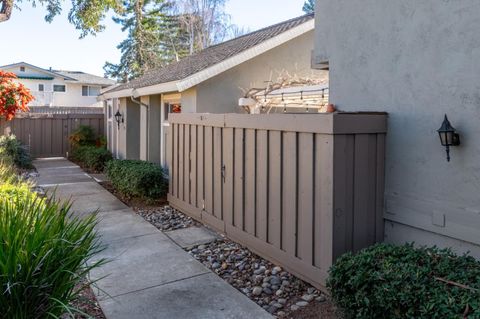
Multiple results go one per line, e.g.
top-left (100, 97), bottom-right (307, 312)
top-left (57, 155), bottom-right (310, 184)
top-left (168, 112), bottom-right (387, 289)
top-left (0, 112), bottom-right (104, 158)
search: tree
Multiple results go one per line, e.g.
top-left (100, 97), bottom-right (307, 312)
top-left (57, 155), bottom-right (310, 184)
top-left (302, 0), bottom-right (314, 14)
top-left (106, 0), bottom-right (233, 81)
top-left (0, 71), bottom-right (34, 120)
top-left (104, 0), bottom-right (173, 81)
top-left (175, 0), bottom-right (230, 54)
top-left (1, 0), bottom-right (122, 38)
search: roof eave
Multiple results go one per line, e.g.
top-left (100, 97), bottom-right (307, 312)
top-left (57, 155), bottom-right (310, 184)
top-left (98, 88), bottom-right (134, 101)
top-left (176, 19), bottom-right (315, 92)
top-left (132, 81), bottom-right (179, 97)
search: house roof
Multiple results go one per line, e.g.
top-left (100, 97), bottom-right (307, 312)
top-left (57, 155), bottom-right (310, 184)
top-left (102, 13), bottom-right (314, 99)
top-left (54, 70), bottom-right (116, 87)
top-left (0, 62), bottom-right (116, 87)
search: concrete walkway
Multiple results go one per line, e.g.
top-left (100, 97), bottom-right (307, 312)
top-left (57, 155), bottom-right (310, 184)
top-left (34, 158), bottom-right (272, 319)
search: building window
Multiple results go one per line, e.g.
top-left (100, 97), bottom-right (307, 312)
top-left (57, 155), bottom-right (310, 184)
top-left (38, 84), bottom-right (44, 92)
top-left (20, 66), bottom-right (25, 72)
top-left (53, 84), bottom-right (66, 92)
top-left (82, 85), bottom-right (101, 96)
top-left (164, 103), bottom-right (181, 121)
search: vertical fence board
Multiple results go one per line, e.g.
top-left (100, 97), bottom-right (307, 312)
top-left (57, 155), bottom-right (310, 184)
top-left (213, 127), bottom-right (223, 220)
top-left (184, 125), bottom-right (191, 204)
top-left (352, 134), bottom-right (377, 251)
top-left (178, 124), bottom-right (185, 201)
top-left (168, 123), bottom-right (174, 195)
top-left (197, 126), bottom-right (205, 210)
top-left (375, 134), bottom-right (386, 242)
top-left (190, 125), bottom-right (197, 208)
top-left (297, 133), bottom-right (314, 264)
top-left (333, 134), bottom-right (355, 259)
top-left (256, 130), bottom-right (268, 241)
top-left (282, 132), bottom-right (297, 255)
top-left (244, 129), bottom-right (256, 235)
top-left (314, 134), bottom-right (333, 270)
top-left (233, 128), bottom-right (244, 229)
top-left (173, 124), bottom-right (179, 198)
top-left (204, 126), bottom-right (214, 215)
top-left (268, 130), bottom-right (282, 248)
top-left (223, 128), bottom-right (234, 225)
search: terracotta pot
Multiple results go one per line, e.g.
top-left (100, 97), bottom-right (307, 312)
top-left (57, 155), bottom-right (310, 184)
top-left (326, 104), bottom-right (336, 113)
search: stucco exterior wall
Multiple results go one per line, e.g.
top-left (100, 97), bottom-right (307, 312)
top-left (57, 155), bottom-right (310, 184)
top-left (196, 31), bottom-right (327, 113)
top-left (314, 0), bottom-right (480, 256)
top-left (180, 87), bottom-right (197, 113)
top-left (116, 97), bottom-right (140, 160)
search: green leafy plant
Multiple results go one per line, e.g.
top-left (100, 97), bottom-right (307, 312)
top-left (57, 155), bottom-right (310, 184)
top-left (68, 125), bottom-right (97, 148)
top-left (106, 159), bottom-right (168, 199)
top-left (0, 163), bottom-right (105, 318)
top-left (328, 243), bottom-right (480, 319)
top-left (0, 134), bottom-right (33, 168)
top-left (70, 145), bottom-right (112, 172)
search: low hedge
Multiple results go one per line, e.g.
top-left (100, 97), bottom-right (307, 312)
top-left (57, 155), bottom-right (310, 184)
top-left (328, 243), bottom-right (480, 319)
top-left (70, 145), bottom-right (112, 172)
top-left (105, 160), bottom-right (168, 199)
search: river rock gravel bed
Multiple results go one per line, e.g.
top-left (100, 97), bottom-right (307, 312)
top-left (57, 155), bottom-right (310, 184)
top-left (186, 239), bottom-right (329, 318)
top-left (135, 205), bottom-right (199, 231)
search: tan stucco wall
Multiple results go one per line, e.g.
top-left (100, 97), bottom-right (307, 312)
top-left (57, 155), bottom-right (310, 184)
top-left (195, 31), bottom-right (327, 113)
top-left (115, 97), bottom-right (141, 160)
top-left (180, 87), bottom-right (197, 113)
top-left (314, 0), bottom-right (480, 258)
top-left (139, 95), bottom-right (162, 163)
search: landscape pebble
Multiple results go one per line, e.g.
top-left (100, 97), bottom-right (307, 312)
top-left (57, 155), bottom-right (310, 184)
top-left (138, 205), bottom-right (331, 318)
top-left (185, 238), bottom-right (329, 317)
top-left (135, 206), bottom-right (198, 231)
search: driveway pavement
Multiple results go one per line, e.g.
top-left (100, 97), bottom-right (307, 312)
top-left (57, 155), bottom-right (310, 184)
top-left (34, 158), bottom-right (272, 319)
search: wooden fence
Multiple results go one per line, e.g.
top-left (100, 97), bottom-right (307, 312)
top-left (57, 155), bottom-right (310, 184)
top-left (0, 113), bottom-right (104, 158)
top-left (168, 112), bottom-right (387, 289)
top-left (27, 106), bottom-right (104, 114)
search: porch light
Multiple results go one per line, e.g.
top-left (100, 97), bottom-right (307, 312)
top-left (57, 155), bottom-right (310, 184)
top-left (114, 110), bottom-right (124, 129)
top-left (437, 114), bottom-right (460, 162)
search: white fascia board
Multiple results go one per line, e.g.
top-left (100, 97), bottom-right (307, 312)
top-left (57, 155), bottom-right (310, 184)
top-left (177, 19), bottom-right (315, 92)
top-left (98, 88), bottom-right (134, 101)
top-left (132, 81), bottom-right (179, 97)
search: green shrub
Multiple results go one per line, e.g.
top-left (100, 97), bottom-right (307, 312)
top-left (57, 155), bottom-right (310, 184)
top-left (328, 243), bottom-right (480, 319)
top-left (0, 134), bottom-right (32, 169)
top-left (84, 147), bottom-right (113, 172)
top-left (0, 167), bottom-right (104, 317)
top-left (70, 145), bottom-right (112, 172)
top-left (68, 125), bottom-right (96, 148)
top-left (106, 159), bottom-right (168, 199)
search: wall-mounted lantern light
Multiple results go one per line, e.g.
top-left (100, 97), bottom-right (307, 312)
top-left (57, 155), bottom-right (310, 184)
top-left (114, 110), bottom-right (124, 129)
top-left (437, 114), bottom-right (460, 162)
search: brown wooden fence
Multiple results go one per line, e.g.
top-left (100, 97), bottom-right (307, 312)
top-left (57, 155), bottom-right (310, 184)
top-left (0, 113), bottom-right (104, 158)
top-left (168, 112), bottom-right (387, 289)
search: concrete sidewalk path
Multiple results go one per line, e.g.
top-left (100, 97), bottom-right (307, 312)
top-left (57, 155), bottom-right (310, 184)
top-left (34, 158), bottom-right (272, 319)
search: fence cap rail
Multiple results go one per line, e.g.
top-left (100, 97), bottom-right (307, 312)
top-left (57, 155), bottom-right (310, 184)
top-left (169, 112), bottom-right (388, 134)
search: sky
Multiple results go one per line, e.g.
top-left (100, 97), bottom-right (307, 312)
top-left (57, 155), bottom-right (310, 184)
top-left (0, 0), bottom-right (305, 76)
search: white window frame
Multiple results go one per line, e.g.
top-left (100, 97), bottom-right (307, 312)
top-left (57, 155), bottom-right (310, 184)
top-left (53, 84), bottom-right (67, 93)
top-left (38, 84), bottom-right (44, 92)
top-left (82, 85), bottom-right (101, 97)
